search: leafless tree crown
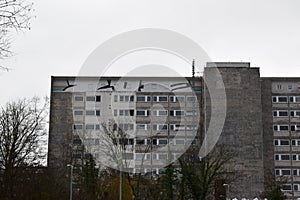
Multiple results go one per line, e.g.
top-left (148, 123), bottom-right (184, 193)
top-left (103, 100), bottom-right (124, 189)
top-left (0, 0), bottom-right (33, 70)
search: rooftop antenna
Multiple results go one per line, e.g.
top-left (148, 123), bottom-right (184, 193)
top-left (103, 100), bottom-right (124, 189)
top-left (192, 59), bottom-right (195, 78)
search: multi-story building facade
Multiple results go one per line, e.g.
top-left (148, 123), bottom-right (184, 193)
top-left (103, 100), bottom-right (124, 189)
top-left (261, 78), bottom-right (300, 199)
top-left (48, 62), bottom-right (300, 199)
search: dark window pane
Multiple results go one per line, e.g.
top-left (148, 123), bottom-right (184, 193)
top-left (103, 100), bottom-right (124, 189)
top-left (96, 96), bottom-right (101, 102)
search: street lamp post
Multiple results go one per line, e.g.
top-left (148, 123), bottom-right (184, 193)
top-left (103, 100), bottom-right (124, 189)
top-left (223, 184), bottom-right (230, 200)
top-left (67, 164), bottom-right (73, 200)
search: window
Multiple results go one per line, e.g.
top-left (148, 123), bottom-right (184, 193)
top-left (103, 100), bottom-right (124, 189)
top-left (290, 96), bottom-right (300, 103)
top-left (136, 139), bottom-right (146, 145)
top-left (86, 110), bottom-right (95, 116)
top-left (85, 124), bottom-right (95, 130)
top-left (136, 110), bottom-right (150, 116)
top-left (282, 184), bottom-right (292, 191)
top-left (74, 110), bottom-right (83, 116)
top-left (291, 111), bottom-right (300, 117)
top-left (86, 96), bottom-right (96, 101)
top-left (158, 153), bottom-right (168, 160)
top-left (135, 153), bottom-right (145, 161)
top-left (170, 96), bottom-right (185, 102)
top-left (170, 110), bottom-right (185, 116)
top-left (119, 138), bottom-right (134, 145)
top-left (186, 96), bottom-right (196, 102)
top-left (152, 110), bottom-right (168, 116)
top-left (122, 153), bottom-right (133, 160)
top-left (186, 110), bottom-right (197, 116)
top-left (96, 96), bottom-right (101, 102)
top-left (73, 124), bottom-right (83, 130)
top-left (120, 95), bottom-right (134, 102)
top-left (170, 124), bottom-right (185, 131)
top-left (136, 95), bottom-right (151, 102)
top-left (273, 125), bottom-right (289, 131)
top-left (291, 125), bottom-right (300, 131)
top-left (74, 96), bottom-right (84, 101)
top-left (119, 109), bottom-right (134, 116)
top-left (158, 139), bottom-right (168, 145)
top-left (274, 139), bottom-right (290, 146)
top-left (292, 140), bottom-right (300, 146)
top-left (276, 84), bottom-right (282, 90)
top-left (114, 95), bottom-right (118, 102)
top-left (272, 96), bottom-right (288, 103)
top-left (294, 169), bottom-right (300, 176)
top-left (153, 96), bottom-right (168, 102)
top-left (153, 124), bottom-right (168, 131)
top-left (96, 110), bottom-right (100, 116)
top-left (282, 169), bottom-right (291, 175)
top-left (288, 85), bottom-right (293, 90)
top-left (136, 124), bottom-right (148, 130)
top-left (273, 110), bottom-right (288, 117)
top-left (274, 154), bottom-right (290, 161)
top-left (275, 169), bottom-right (291, 176)
top-left (119, 123), bottom-right (134, 131)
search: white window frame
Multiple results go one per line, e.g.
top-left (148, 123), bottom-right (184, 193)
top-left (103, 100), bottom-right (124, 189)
top-left (275, 169), bottom-right (291, 176)
top-left (153, 96), bottom-right (168, 102)
top-left (273, 110), bottom-right (289, 117)
top-left (291, 124), bottom-right (300, 132)
top-left (154, 124), bottom-right (168, 131)
top-left (74, 110), bottom-right (84, 116)
top-left (273, 125), bottom-right (289, 131)
top-left (290, 96), bottom-right (300, 103)
top-left (274, 154), bottom-right (290, 161)
top-left (136, 124), bottom-right (148, 130)
top-left (170, 110), bottom-right (185, 116)
top-left (157, 139), bottom-right (168, 145)
top-left (152, 110), bottom-right (168, 116)
top-left (170, 124), bottom-right (185, 131)
top-left (136, 110), bottom-right (150, 116)
top-left (274, 139), bottom-right (290, 146)
top-left (272, 96), bottom-right (288, 103)
top-left (291, 110), bottom-right (300, 117)
top-left (169, 96), bottom-right (185, 102)
top-left (136, 95), bottom-right (151, 102)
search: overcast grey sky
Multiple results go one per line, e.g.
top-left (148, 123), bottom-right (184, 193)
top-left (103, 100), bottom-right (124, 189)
top-left (0, 0), bottom-right (300, 105)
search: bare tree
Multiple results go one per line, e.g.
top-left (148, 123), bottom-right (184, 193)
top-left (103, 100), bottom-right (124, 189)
top-left (0, 0), bottom-right (33, 70)
top-left (0, 97), bottom-right (48, 199)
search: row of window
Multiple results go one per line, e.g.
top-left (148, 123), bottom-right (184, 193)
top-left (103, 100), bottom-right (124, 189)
top-left (273, 110), bottom-right (300, 117)
top-left (74, 110), bottom-right (101, 116)
top-left (273, 125), bottom-right (300, 131)
top-left (73, 123), bottom-right (197, 131)
top-left (274, 139), bottom-right (300, 146)
top-left (274, 154), bottom-right (300, 161)
top-left (275, 168), bottom-right (300, 176)
top-left (273, 96), bottom-right (300, 103)
top-left (74, 95), bottom-right (101, 102)
top-left (281, 184), bottom-right (300, 191)
top-left (117, 95), bottom-right (196, 103)
top-left (74, 95), bottom-right (197, 103)
top-left (72, 137), bottom-right (196, 146)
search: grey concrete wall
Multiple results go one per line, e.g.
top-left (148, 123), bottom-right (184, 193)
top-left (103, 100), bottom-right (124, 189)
top-left (204, 66), bottom-right (265, 198)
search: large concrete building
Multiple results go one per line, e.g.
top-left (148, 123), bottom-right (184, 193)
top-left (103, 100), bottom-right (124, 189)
top-left (48, 62), bottom-right (300, 199)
